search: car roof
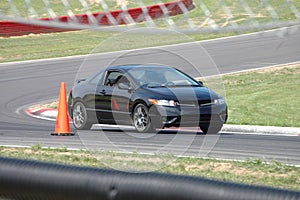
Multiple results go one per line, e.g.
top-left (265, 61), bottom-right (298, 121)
top-left (107, 64), bottom-right (173, 71)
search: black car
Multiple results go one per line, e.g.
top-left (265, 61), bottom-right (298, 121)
top-left (68, 65), bottom-right (228, 134)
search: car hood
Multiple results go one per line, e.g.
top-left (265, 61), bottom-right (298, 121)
top-left (143, 86), bottom-right (221, 101)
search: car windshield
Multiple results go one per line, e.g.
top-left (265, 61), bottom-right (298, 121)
top-left (127, 67), bottom-right (200, 88)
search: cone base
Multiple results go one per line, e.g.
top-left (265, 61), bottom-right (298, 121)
top-left (51, 132), bottom-right (75, 136)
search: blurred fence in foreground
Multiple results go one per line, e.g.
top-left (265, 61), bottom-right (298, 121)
top-left (0, 157), bottom-right (299, 200)
top-left (0, 0), bottom-right (300, 36)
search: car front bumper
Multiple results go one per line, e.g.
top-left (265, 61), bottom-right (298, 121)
top-left (149, 103), bottom-right (228, 128)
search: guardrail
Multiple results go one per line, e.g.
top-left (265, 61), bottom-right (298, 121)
top-left (0, 0), bottom-right (194, 37)
top-left (0, 157), bottom-right (299, 200)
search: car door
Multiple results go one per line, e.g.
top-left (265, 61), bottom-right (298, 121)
top-left (96, 70), bottom-right (134, 124)
top-left (94, 70), bottom-right (129, 122)
top-left (110, 74), bottom-right (133, 124)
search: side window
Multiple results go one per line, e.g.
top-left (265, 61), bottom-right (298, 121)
top-left (104, 71), bottom-right (124, 87)
top-left (89, 71), bottom-right (104, 85)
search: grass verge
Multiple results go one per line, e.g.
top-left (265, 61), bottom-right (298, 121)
top-left (0, 30), bottom-right (240, 63)
top-left (222, 63), bottom-right (300, 127)
top-left (0, 145), bottom-right (299, 191)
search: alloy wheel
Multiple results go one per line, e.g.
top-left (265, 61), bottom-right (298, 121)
top-left (133, 104), bottom-right (152, 133)
top-left (72, 102), bottom-right (92, 130)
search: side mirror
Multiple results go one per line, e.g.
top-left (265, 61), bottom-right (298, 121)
top-left (198, 80), bottom-right (204, 86)
top-left (118, 82), bottom-right (131, 90)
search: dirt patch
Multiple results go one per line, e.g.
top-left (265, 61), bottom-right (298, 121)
top-left (185, 163), bottom-right (210, 171)
top-left (116, 0), bottom-right (129, 7)
top-left (184, 161), bottom-right (294, 179)
top-left (24, 149), bottom-right (33, 154)
top-left (28, 101), bottom-right (58, 111)
top-left (1, 148), bottom-right (18, 154)
top-left (87, 0), bottom-right (102, 4)
top-left (98, 154), bottom-right (173, 164)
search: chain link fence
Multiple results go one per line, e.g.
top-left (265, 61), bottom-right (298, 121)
top-left (0, 0), bottom-right (300, 33)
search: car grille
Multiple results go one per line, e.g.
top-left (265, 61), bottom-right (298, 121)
top-left (179, 100), bottom-right (212, 107)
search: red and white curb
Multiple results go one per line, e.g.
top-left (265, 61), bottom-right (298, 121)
top-left (25, 107), bottom-right (300, 136)
top-left (26, 108), bottom-right (68, 122)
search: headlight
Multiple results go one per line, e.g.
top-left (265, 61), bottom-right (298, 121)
top-left (149, 99), bottom-right (178, 106)
top-left (213, 98), bottom-right (226, 105)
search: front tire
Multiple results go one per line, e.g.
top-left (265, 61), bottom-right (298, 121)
top-left (72, 101), bottom-right (93, 130)
top-left (200, 121), bottom-right (223, 134)
top-left (133, 103), bottom-right (155, 133)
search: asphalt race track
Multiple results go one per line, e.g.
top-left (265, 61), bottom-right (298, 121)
top-left (0, 26), bottom-right (300, 165)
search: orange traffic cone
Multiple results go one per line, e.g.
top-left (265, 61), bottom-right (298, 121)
top-left (51, 82), bottom-right (75, 136)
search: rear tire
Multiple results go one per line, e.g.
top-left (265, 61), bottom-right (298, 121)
top-left (133, 103), bottom-right (155, 133)
top-left (72, 101), bottom-right (93, 130)
top-left (200, 121), bottom-right (223, 134)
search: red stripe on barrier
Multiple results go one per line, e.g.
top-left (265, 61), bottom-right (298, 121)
top-left (0, 21), bottom-right (75, 37)
top-left (0, 0), bottom-right (194, 37)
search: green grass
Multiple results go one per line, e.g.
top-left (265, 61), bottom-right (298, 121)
top-left (222, 64), bottom-right (300, 127)
top-left (0, 29), bottom-right (240, 63)
top-left (0, 145), bottom-right (299, 190)
top-left (0, 30), bottom-right (112, 62)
